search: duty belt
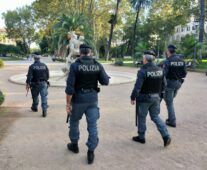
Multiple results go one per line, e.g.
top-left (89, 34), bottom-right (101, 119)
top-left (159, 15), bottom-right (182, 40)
top-left (76, 87), bottom-right (100, 93)
top-left (149, 93), bottom-right (160, 97)
top-left (140, 93), bottom-right (160, 97)
top-left (77, 88), bottom-right (96, 93)
top-left (31, 80), bottom-right (47, 85)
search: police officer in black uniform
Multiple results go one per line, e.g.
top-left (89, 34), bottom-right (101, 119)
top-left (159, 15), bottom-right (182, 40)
top-left (131, 51), bottom-right (171, 147)
top-left (65, 44), bottom-right (109, 164)
top-left (26, 55), bottom-right (49, 117)
top-left (163, 45), bottom-right (187, 127)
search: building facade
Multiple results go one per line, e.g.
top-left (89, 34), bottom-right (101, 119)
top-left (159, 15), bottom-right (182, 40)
top-left (170, 18), bottom-right (207, 42)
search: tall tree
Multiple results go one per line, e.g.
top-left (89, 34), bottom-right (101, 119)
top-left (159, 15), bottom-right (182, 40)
top-left (199, 0), bottom-right (205, 43)
top-left (130, 0), bottom-right (152, 58)
top-left (105, 0), bottom-right (121, 61)
top-left (3, 6), bottom-right (35, 53)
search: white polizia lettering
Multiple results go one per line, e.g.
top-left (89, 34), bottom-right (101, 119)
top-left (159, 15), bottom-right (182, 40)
top-left (147, 70), bottom-right (163, 77)
top-left (79, 65), bottom-right (100, 72)
top-left (170, 62), bottom-right (184, 66)
top-left (33, 66), bottom-right (46, 70)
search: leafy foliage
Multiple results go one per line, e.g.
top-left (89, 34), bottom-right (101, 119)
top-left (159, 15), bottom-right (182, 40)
top-left (179, 35), bottom-right (197, 57)
top-left (0, 90), bottom-right (4, 106)
top-left (0, 59), bottom-right (4, 68)
top-left (39, 36), bottom-right (50, 53)
top-left (3, 6), bottom-right (36, 53)
top-left (51, 13), bottom-right (93, 52)
top-left (0, 44), bottom-right (21, 55)
top-left (2, 0), bottom-right (202, 59)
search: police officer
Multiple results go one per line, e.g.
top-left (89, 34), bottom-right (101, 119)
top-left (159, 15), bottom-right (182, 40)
top-left (163, 45), bottom-right (187, 127)
top-left (65, 44), bottom-right (109, 164)
top-left (26, 55), bottom-right (49, 117)
top-left (131, 51), bottom-right (171, 147)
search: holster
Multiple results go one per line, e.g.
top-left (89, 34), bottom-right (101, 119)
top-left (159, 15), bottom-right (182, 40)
top-left (47, 81), bottom-right (50, 88)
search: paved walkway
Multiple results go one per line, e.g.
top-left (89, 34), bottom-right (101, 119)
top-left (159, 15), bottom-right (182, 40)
top-left (0, 63), bottom-right (207, 170)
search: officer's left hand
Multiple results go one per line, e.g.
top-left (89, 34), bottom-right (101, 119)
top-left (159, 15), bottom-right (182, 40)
top-left (131, 100), bottom-right (135, 105)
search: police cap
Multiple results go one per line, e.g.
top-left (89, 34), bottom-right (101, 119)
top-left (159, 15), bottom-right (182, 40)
top-left (34, 55), bottom-right (40, 60)
top-left (168, 44), bottom-right (177, 50)
top-left (80, 44), bottom-right (92, 50)
top-left (144, 50), bottom-right (156, 56)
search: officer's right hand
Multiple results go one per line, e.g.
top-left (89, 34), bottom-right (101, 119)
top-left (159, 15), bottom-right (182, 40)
top-left (26, 84), bottom-right (30, 91)
top-left (66, 105), bottom-right (72, 114)
top-left (131, 100), bottom-right (135, 105)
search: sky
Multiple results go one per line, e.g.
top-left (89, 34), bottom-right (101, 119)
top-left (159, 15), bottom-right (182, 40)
top-left (0, 0), bottom-right (35, 28)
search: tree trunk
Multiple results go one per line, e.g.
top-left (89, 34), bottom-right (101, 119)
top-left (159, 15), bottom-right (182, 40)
top-left (199, 0), bottom-right (205, 59)
top-left (88, 0), bottom-right (93, 14)
top-left (199, 0), bottom-right (205, 43)
top-left (81, 0), bottom-right (85, 13)
top-left (126, 40), bottom-right (130, 55)
top-left (106, 24), bottom-right (115, 60)
top-left (131, 1), bottom-right (143, 58)
top-left (105, 0), bottom-right (121, 61)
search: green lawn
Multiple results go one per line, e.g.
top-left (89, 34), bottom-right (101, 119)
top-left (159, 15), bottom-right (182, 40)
top-left (123, 62), bottom-right (135, 67)
top-left (196, 62), bottom-right (207, 70)
top-left (97, 59), bottom-right (113, 64)
top-left (0, 57), bottom-right (23, 61)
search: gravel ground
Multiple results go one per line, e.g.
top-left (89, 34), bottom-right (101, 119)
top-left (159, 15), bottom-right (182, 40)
top-left (0, 64), bottom-right (207, 170)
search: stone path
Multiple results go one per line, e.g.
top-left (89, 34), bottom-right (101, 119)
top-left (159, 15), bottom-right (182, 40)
top-left (0, 62), bottom-right (207, 170)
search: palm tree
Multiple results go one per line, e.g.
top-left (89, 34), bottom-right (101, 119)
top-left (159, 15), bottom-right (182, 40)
top-left (105, 0), bottom-right (121, 61)
top-left (52, 14), bottom-right (93, 59)
top-left (130, 0), bottom-right (152, 58)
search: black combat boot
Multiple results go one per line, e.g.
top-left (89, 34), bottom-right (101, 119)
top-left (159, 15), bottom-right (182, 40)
top-left (31, 107), bottom-right (38, 112)
top-left (67, 143), bottom-right (79, 154)
top-left (42, 110), bottom-right (47, 117)
top-left (87, 150), bottom-right (95, 164)
top-left (132, 136), bottom-right (146, 144)
top-left (163, 136), bottom-right (171, 147)
top-left (166, 119), bottom-right (176, 128)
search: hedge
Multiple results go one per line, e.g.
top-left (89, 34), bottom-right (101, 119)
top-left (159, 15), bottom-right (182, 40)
top-left (0, 90), bottom-right (4, 106)
top-left (0, 59), bottom-right (4, 68)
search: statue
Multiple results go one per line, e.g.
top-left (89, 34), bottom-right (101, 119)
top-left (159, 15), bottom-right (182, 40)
top-left (62, 31), bottom-right (84, 75)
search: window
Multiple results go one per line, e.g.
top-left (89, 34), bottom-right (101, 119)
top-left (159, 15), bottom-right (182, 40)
top-left (187, 26), bottom-right (191, 31)
top-left (181, 27), bottom-right (185, 32)
top-left (177, 28), bottom-right (180, 33)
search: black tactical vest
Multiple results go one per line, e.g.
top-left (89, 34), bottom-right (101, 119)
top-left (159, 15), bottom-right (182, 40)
top-left (31, 61), bottom-right (48, 82)
top-left (166, 55), bottom-right (186, 80)
top-left (140, 64), bottom-right (163, 94)
top-left (75, 57), bottom-right (100, 91)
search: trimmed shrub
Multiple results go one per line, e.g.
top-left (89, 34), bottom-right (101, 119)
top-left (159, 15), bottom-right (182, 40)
top-left (0, 59), bottom-right (4, 68)
top-left (114, 59), bottom-right (124, 66)
top-left (0, 90), bottom-right (5, 106)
